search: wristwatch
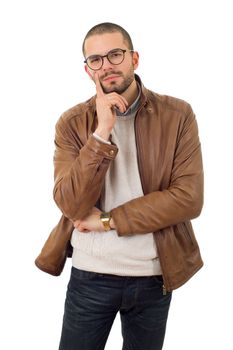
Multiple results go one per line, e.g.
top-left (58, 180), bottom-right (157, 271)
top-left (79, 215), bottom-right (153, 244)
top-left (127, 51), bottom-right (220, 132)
top-left (100, 212), bottom-right (112, 231)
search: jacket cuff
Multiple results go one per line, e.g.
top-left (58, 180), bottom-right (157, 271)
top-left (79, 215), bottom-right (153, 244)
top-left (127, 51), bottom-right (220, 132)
top-left (110, 206), bottom-right (131, 236)
top-left (86, 135), bottom-right (118, 160)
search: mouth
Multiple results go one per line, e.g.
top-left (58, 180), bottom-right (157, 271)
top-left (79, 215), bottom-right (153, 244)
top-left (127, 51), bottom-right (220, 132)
top-left (102, 74), bottom-right (121, 82)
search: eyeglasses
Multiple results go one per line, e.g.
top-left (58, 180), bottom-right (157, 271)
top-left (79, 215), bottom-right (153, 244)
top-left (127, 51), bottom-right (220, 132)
top-left (84, 48), bottom-right (134, 71)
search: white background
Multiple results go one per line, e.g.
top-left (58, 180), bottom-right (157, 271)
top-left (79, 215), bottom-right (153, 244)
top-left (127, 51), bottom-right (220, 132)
top-left (0, 0), bottom-right (232, 349)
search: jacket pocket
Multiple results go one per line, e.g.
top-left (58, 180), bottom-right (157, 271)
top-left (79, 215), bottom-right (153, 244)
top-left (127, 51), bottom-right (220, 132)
top-left (178, 221), bottom-right (196, 246)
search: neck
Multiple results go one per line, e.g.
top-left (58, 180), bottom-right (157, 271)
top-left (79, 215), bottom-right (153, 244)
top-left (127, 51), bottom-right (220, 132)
top-left (122, 79), bottom-right (139, 106)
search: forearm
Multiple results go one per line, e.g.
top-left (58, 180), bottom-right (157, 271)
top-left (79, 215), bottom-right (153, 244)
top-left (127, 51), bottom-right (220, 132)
top-left (53, 135), bottom-right (118, 221)
top-left (111, 175), bottom-right (203, 236)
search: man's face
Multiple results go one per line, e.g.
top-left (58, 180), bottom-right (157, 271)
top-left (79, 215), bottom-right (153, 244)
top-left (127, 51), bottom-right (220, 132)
top-left (84, 32), bottom-right (139, 94)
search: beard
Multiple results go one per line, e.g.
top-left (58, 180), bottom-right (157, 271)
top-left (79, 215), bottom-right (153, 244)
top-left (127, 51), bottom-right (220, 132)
top-left (100, 67), bottom-right (135, 94)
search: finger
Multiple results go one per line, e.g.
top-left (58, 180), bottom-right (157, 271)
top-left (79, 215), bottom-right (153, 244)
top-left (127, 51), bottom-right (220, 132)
top-left (109, 93), bottom-right (129, 109)
top-left (114, 101), bottom-right (127, 113)
top-left (76, 222), bottom-right (84, 230)
top-left (117, 94), bottom-right (128, 107)
top-left (78, 223), bottom-right (90, 233)
top-left (79, 228), bottom-right (90, 233)
top-left (108, 92), bottom-right (128, 107)
top-left (108, 96), bottom-right (127, 113)
top-left (73, 220), bottom-right (80, 228)
top-left (94, 72), bottom-right (104, 97)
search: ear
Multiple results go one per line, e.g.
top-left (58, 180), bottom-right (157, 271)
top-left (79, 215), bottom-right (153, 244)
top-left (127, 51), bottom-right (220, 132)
top-left (84, 65), bottom-right (94, 80)
top-left (132, 51), bottom-right (139, 70)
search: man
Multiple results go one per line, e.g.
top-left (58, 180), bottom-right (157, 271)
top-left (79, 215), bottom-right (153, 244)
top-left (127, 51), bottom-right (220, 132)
top-left (55, 22), bottom-right (204, 350)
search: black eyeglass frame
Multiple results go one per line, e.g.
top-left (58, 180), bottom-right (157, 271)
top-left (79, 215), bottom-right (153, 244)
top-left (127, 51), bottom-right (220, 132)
top-left (84, 48), bottom-right (134, 71)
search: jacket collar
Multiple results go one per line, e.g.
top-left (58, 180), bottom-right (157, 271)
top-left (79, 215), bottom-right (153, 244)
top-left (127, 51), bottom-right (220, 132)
top-left (135, 74), bottom-right (148, 103)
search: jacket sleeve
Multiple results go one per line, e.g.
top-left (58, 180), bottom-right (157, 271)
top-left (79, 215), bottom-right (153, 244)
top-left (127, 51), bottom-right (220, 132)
top-left (53, 116), bottom-right (118, 221)
top-left (111, 108), bottom-right (204, 236)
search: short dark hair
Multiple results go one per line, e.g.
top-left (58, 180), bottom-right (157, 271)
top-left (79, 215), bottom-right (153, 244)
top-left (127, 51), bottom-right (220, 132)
top-left (82, 22), bottom-right (134, 56)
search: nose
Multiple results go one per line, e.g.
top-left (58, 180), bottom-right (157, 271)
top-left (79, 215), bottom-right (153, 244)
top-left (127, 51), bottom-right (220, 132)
top-left (101, 56), bottom-right (114, 70)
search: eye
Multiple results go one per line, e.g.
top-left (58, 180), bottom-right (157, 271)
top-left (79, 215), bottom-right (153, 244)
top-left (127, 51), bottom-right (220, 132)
top-left (109, 51), bottom-right (122, 58)
top-left (113, 52), bottom-right (121, 57)
top-left (89, 56), bottom-right (101, 64)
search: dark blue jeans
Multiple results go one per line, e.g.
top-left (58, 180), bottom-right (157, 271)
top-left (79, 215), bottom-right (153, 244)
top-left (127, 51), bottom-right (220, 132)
top-left (59, 267), bottom-right (172, 350)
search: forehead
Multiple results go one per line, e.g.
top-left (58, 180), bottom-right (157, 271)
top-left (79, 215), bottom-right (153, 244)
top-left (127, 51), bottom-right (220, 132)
top-left (84, 32), bottom-right (126, 56)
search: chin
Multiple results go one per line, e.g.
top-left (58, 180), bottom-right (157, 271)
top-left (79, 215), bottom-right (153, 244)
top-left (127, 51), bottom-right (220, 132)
top-left (103, 84), bottom-right (118, 94)
top-left (103, 83), bottom-right (127, 95)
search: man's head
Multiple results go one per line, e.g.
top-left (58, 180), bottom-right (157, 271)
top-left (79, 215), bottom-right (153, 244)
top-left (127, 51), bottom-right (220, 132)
top-left (83, 22), bottom-right (139, 94)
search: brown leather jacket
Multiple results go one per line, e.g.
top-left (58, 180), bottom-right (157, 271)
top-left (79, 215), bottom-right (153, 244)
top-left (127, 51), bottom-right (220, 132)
top-left (53, 75), bottom-right (204, 291)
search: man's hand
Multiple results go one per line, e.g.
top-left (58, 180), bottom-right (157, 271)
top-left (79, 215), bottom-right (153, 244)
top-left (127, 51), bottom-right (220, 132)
top-left (73, 207), bottom-right (104, 233)
top-left (94, 72), bottom-right (128, 141)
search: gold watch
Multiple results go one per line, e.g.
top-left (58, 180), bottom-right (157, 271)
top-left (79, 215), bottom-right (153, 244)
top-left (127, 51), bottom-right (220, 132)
top-left (100, 212), bottom-right (111, 231)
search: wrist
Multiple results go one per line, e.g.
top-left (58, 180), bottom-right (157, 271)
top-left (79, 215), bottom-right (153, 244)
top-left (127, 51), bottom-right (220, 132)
top-left (100, 211), bottom-right (112, 231)
top-left (95, 127), bottom-right (111, 142)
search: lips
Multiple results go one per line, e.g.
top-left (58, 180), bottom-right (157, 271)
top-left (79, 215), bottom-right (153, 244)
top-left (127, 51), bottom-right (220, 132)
top-left (103, 75), bottom-right (121, 82)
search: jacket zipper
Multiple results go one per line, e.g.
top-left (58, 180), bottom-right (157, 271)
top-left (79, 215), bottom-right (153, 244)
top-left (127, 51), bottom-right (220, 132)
top-left (163, 284), bottom-right (167, 295)
top-left (134, 105), bottom-right (147, 195)
top-left (155, 235), bottom-right (170, 293)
